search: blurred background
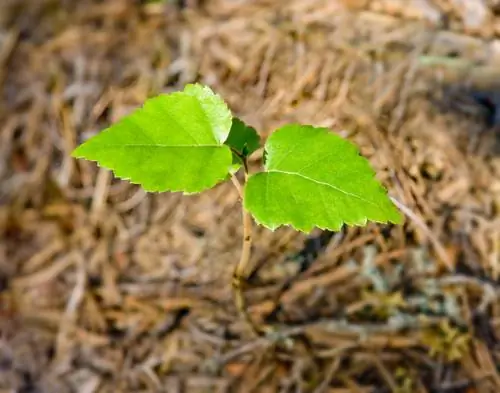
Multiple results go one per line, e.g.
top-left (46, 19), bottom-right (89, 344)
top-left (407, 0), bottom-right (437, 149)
top-left (0, 0), bottom-right (499, 392)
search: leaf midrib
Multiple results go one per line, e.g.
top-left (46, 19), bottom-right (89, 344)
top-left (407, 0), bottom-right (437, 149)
top-left (266, 169), bottom-right (379, 208)
top-left (87, 144), bottom-right (223, 148)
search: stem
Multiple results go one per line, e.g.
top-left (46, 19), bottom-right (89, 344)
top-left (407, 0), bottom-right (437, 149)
top-left (230, 174), bottom-right (243, 199)
top-left (231, 170), bottom-right (262, 335)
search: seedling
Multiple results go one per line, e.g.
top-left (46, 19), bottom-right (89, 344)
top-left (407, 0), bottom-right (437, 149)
top-left (72, 84), bottom-right (402, 335)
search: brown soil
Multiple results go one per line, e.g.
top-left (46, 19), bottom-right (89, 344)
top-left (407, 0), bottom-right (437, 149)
top-left (0, 1), bottom-right (499, 392)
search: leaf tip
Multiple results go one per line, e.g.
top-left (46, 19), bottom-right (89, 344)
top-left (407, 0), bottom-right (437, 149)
top-left (71, 144), bottom-right (87, 159)
top-left (385, 196), bottom-right (405, 225)
top-left (388, 208), bottom-right (404, 225)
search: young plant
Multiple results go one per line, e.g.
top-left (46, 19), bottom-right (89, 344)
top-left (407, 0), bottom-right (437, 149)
top-left (72, 84), bottom-right (402, 335)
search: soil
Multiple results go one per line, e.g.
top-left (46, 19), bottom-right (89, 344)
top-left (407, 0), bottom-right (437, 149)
top-left (0, 1), bottom-right (499, 392)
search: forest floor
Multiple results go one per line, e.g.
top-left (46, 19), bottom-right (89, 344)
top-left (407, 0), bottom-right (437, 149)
top-left (0, 1), bottom-right (499, 392)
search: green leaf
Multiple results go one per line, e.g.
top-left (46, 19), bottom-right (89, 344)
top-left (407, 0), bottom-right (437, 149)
top-left (224, 117), bottom-right (261, 172)
top-left (183, 84), bottom-right (232, 144)
top-left (225, 118), bottom-right (260, 157)
top-left (244, 125), bottom-right (402, 232)
top-left (72, 84), bottom-right (233, 194)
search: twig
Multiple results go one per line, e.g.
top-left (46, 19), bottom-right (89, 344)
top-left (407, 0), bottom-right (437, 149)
top-left (216, 314), bottom-right (424, 364)
top-left (0, 29), bottom-right (19, 88)
top-left (230, 174), bottom-right (243, 199)
top-left (54, 252), bottom-right (86, 369)
top-left (437, 274), bottom-right (499, 312)
top-left (231, 168), bottom-right (262, 336)
top-left (312, 355), bottom-right (342, 393)
top-left (390, 196), bottom-right (453, 271)
top-left (370, 355), bottom-right (399, 393)
top-left (216, 336), bottom-right (270, 365)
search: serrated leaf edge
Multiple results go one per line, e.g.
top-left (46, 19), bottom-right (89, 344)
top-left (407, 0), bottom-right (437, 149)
top-left (244, 177), bottom-right (401, 233)
top-left (244, 124), bottom-right (403, 233)
top-left (73, 145), bottom-right (233, 195)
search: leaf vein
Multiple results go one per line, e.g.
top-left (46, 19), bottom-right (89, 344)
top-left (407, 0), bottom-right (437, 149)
top-left (85, 144), bottom-right (220, 148)
top-left (267, 170), bottom-right (379, 208)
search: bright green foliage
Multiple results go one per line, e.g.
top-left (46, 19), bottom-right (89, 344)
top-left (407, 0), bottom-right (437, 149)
top-left (225, 118), bottom-right (260, 171)
top-left (72, 84), bottom-right (233, 194)
top-left (225, 118), bottom-right (260, 157)
top-left (72, 84), bottom-right (401, 233)
top-left (244, 125), bottom-right (402, 232)
top-left (183, 84), bottom-right (233, 144)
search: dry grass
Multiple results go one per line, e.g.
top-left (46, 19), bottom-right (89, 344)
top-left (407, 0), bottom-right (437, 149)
top-left (0, 0), bottom-right (499, 392)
